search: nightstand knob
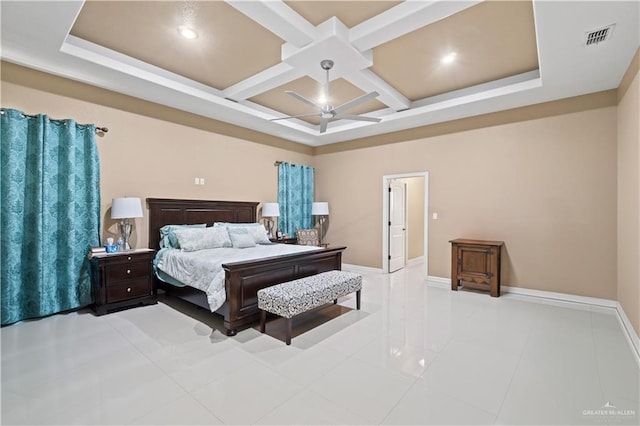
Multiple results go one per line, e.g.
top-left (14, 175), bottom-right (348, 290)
top-left (126, 269), bottom-right (131, 274)
top-left (127, 256), bottom-right (132, 261)
top-left (127, 287), bottom-right (131, 293)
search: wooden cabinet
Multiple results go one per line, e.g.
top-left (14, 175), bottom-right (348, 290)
top-left (450, 239), bottom-right (504, 297)
top-left (90, 249), bottom-right (157, 315)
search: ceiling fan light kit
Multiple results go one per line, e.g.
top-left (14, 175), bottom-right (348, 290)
top-left (271, 59), bottom-right (382, 134)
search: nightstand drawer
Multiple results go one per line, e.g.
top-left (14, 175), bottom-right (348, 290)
top-left (106, 277), bottom-right (152, 303)
top-left (105, 261), bottom-right (150, 281)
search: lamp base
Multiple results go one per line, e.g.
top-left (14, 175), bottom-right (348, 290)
top-left (119, 221), bottom-right (133, 251)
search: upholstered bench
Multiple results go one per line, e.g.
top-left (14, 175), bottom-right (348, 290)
top-left (257, 270), bottom-right (363, 345)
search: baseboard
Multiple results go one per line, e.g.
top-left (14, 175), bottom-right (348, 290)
top-left (407, 256), bottom-right (424, 266)
top-left (342, 263), bottom-right (383, 275)
top-left (426, 275), bottom-right (640, 366)
top-left (616, 301), bottom-right (640, 366)
top-left (427, 275), bottom-right (450, 288)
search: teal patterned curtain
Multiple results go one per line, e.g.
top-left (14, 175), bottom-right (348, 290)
top-left (278, 162), bottom-right (314, 237)
top-left (1, 108), bottom-right (101, 325)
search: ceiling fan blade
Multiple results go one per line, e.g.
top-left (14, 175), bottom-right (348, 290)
top-left (285, 91), bottom-right (322, 110)
top-left (333, 91), bottom-right (380, 114)
top-left (270, 113), bottom-right (321, 122)
top-left (333, 114), bottom-right (382, 123)
top-left (319, 116), bottom-right (329, 133)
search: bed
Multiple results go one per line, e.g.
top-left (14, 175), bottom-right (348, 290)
top-left (147, 198), bottom-right (346, 335)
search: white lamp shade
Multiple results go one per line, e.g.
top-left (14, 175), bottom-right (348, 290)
top-left (262, 202), bottom-right (280, 217)
top-left (312, 202), bottom-right (329, 216)
top-left (111, 197), bottom-right (143, 219)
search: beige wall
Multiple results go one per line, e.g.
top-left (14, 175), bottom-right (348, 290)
top-left (0, 62), bottom-right (628, 306)
top-left (617, 64), bottom-right (640, 336)
top-left (1, 81), bottom-right (312, 248)
top-left (315, 107), bottom-right (618, 299)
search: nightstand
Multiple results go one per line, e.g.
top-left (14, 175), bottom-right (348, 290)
top-left (270, 237), bottom-right (298, 244)
top-left (90, 248), bottom-right (157, 315)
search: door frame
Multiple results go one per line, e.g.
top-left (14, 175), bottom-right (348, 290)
top-left (381, 172), bottom-right (429, 278)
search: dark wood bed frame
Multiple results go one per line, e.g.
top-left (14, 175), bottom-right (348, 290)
top-left (147, 198), bottom-right (346, 335)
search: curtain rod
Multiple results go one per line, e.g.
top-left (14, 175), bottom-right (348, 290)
top-left (0, 109), bottom-right (108, 137)
top-left (274, 161), bottom-right (302, 167)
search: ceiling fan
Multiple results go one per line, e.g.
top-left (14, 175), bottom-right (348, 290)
top-left (271, 59), bottom-right (381, 133)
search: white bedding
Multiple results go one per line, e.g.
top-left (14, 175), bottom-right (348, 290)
top-left (155, 244), bottom-right (322, 311)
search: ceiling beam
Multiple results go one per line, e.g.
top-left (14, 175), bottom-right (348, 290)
top-left (350, 0), bottom-right (482, 51)
top-left (225, 0), bottom-right (315, 47)
top-left (222, 62), bottom-right (305, 101)
top-left (345, 69), bottom-right (410, 111)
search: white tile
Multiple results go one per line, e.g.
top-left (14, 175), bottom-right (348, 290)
top-left (131, 394), bottom-right (223, 425)
top-left (352, 335), bottom-right (438, 378)
top-left (192, 361), bottom-right (302, 424)
top-left (309, 356), bottom-right (416, 424)
top-left (1, 327), bottom-right (136, 395)
top-left (273, 344), bottom-right (348, 386)
top-left (166, 346), bottom-right (256, 392)
top-left (255, 389), bottom-right (370, 425)
top-left (418, 339), bottom-right (520, 414)
top-left (382, 382), bottom-right (496, 425)
top-left (497, 375), bottom-right (604, 425)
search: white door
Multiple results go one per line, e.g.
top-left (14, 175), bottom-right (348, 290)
top-left (388, 180), bottom-right (407, 272)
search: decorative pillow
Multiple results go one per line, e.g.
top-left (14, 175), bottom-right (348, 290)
top-left (227, 227), bottom-right (257, 249)
top-left (214, 222), bottom-right (271, 244)
top-left (159, 224), bottom-right (206, 248)
top-left (173, 226), bottom-right (232, 251)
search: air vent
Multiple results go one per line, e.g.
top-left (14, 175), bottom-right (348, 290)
top-left (585, 24), bottom-right (615, 46)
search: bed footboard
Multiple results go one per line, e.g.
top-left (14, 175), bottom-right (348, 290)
top-left (222, 247), bottom-right (345, 335)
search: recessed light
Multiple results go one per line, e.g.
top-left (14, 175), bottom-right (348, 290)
top-left (441, 52), bottom-right (457, 64)
top-left (178, 25), bottom-right (198, 40)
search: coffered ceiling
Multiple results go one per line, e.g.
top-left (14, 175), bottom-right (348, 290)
top-left (1, 1), bottom-right (638, 147)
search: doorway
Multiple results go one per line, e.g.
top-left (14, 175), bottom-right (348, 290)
top-left (382, 172), bottom-right (429, 278)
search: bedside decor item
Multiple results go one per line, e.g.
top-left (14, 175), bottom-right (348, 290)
top-left (111, 197), bottom-right (143, 251)
top-left (450, 239), bottom-right (504, 297)
top-left (312, 202), bottom-right (329, 245)
top-left (261, 202), bottom-right (280, 238)
top-left (296, 228), bottom-right (320, 246)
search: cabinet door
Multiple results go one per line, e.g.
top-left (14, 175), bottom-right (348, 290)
top-left (457, 244), bottom-right (495, 284)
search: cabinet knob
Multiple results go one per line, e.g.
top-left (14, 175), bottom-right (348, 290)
top-left (127, 256), bottom-right (132, 261)
top-left (126, 269), bottom-right (131, 274)
top-left (127, 287), bottom-right (131, 293)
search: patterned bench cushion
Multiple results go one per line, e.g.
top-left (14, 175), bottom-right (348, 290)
top-left (257, 270), bottom-right (362, 318)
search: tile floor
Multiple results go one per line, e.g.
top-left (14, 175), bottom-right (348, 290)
top-left (2, 262), bottom-right (639, 425)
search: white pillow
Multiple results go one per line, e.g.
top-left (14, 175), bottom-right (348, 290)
top-left (173, 226), bottom-right (231, 251)
top-left (214, 222), bottom-right (271, 244)
top-left (227, 227), bottom-right (257, 248)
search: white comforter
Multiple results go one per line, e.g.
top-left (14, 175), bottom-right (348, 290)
top-left (155, 244), bottom-right (321, 311)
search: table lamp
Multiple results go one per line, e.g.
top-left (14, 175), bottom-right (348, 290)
top-left (111, 197), bottom-right (143, 250)
top-left (312, 202), bottom-right (329, 244)
top-left (262, 202), bottom-right (280, 239)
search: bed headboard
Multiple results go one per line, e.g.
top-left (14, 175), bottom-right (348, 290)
top-left (146, 198), bottom-right (259, 250)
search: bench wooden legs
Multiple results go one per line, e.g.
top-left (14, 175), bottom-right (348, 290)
top-left (259, 310), bottom-right (292, 345)
top-left (285, 318), bottom-right (292, 345)
top-left (260, 290), bottom-right (362, 346)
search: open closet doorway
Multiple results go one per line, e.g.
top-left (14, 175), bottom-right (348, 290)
top-left (382, 172), bottom-right (429, 279)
